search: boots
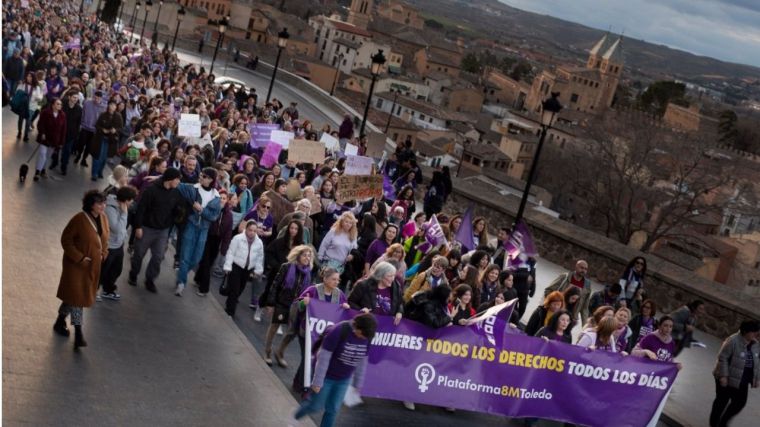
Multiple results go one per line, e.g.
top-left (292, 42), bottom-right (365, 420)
top-left (74, 325), bottom-right (87, 349)
top-left (53, 314), bottom-right (70, 337)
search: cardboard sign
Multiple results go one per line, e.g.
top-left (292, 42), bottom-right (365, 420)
top-left (337, 175), bottom-right (383, 204)
top-left (366, 132), bottom-right (387, 159)
top-left (178, 113), bottom-right (201, 137)
top-left (286, 179), bottom-right (302, 201)
top-left (344, 143), bottom-right (359, 156)
top-left (288, 139), bottom-right (326, 165)
top-left (344, 155), bottom-right (374, 176)
top-left (270, 130), bottom-right (295, 149)
top-left (320, 133), bottom-right (340, 152)
top-left (21, 0), bottom-right (30, 8)
top-left (260, 142), bottom-right (282, 168)
top-left (249, 123), bottom-right (280, 148)
top-left (261, 190), bottom-right (294, 225)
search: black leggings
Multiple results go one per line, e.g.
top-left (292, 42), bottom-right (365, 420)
top-left (709, 378), bottom-right (749, 427)
top-left (224, 264), bottom-right (251, 316)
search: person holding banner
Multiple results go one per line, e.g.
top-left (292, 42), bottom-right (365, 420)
top-left (536, 309), bottom-right (573, 343)
top-left (348, 262), bottom-right (403, 325)
top-left (449, 284), bottom-right (477, 326)
top-left (632, 315), bottom-right (680, 365)
top-left (290, 313), bottom-right (376, 427)
top-left (577, 316), bottom-right (624, 354)
top-left (525, 291), bottom-right (565, 336)
top-left (292, 267), bottom-right (350, 394)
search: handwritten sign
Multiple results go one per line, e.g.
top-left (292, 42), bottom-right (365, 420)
top-left (260, 142), bottom-right (282, 168)
top-left (365, 132), bottom-right (387, 158)
top-left (288, 139), bottom-right (326, 165)
top-left (344, 143), bottom-right (359, 156)
top-left (337, 175), bottom-right (383, 204)
top-left (249, 123), bottom-right (280, 148)
top-left (64, 38), bottom-right (81, 50)
top-left (270, 130), bottom-right (295, 149)
top-left (178, 113), bottom-right (201, 137)
top-left (344, 155), bottom-right (374, 176)
top-left (320, 133), bottom-right (340, 152)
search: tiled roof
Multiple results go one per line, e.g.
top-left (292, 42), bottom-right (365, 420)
top-left (330, 19), bottom-right (373, 38)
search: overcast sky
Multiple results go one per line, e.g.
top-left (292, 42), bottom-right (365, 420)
top-left (498, 0), bottom-right (760, 68)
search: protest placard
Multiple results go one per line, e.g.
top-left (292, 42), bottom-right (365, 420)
top-left (344, 143), bottom-right (359, 156)
top-left (320, 133), bottom-right (340, 152)
top-left (249, 123), bottom-right (280, 148)
top-left (336, 175), bottom-right (383, 204)
top-left (366, 132), bottom-right (387, 158)
top-left (270, 130), bottom-right (295, 149)
top-left (261, 190), bottom-right (294, 224)
top-left (260, 143), bottom-right (282, 168)
top-left (178, 114), bottom-right (201, 137)
top-left (286, 179), bottom-right (302, 201)
top-left (21, 0), bottom-right (29, 8)
top-left (288, 139), bottom-right (326, 165)
top-left (344, 155), bottom-right (374, 176)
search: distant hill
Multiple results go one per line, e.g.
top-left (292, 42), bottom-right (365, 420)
top-left (410, 0), bottom-right (760, 84)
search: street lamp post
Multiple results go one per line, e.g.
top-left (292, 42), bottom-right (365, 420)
top-left (209, 17), bottom-right (228, 75)
top-left (151, 0), bottom-right (163, 45)
top-left (96, 0), bottom-right (103, 21)
top-left (118, 0), bottom-right (126, 32)
top-left (359, 49), bottom-right (386, 138)
top-left (130, 2), bottom-right (141, 44)
top-left (384, 88), bottom-right (400, 133)
top-left (266, 28), bottom-right (290, 104)
top-left (80, 0), bottom-right (85, 13)
top-left (512, 92), bottom-right (562, 227)
top-left (171, 7), bottom-right (185, 51)
top-left (139, 1), bottom-right (152, 45)
top-left (330, 53), bottom-right (345, 96)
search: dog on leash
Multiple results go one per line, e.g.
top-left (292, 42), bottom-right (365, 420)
top-left (19, 163), bottom-right (29, 182)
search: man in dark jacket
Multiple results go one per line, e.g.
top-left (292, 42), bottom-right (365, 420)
top-left (128, 168), bottom-right (183, 293)
top-left (3, 49), bottom-right (24, 92)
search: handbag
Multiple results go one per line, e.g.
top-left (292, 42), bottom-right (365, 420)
top-left (219, 274), bottom-right (230, 296)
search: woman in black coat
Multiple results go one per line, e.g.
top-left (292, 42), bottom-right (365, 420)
top-left (264, 245), bottom-right (313, 367)
top-left (258, 220), bottom-right (304, 312)
top-left (405, 285), bottom-right (452, 329)
top-left (348, 261), bottom-right (404, 324)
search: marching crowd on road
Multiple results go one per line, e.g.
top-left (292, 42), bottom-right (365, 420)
top-left (3, 1), bottom-right (758, 426)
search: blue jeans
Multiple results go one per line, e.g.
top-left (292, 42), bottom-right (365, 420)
top-left (91, 139), bottom-right (108, 179)
top-left (60, 133), bottom-right (78, 173)
top-left (294, 378), bottom-right (351, 427)
top-left (176, 220), bottom-right (209, 285)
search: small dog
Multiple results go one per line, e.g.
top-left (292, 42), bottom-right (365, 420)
top-left (19, 163), bottom-right (29, 182)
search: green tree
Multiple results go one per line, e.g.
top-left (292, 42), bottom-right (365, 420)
top-left (638, 81), bottom-right (687, 115)
top-left (509, 61), bottom-right (532, 82)
top-left (718, 110), bottom-right (738, 145)
top-left (460, 53), bottom-right (482, 73)
top-left (498, 56), bottom-right (515, 75)
top-left (425, 19), bottom-right (444, 30)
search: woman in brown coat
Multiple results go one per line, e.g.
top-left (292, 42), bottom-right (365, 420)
top-left (89, 99), bottom-right (123, 181)
top-left (53, 190), bottom-right (110, 349)
top-left (34, 97), bottom-right (67, 181)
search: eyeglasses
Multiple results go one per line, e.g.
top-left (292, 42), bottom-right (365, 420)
top-left (262, 205), bottom-right (272, 210)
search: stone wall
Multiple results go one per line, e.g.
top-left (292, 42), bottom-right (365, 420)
top-left (438, 173), bottom-right (760, 338)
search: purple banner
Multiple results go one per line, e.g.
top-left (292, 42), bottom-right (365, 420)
top-left (249, 123), bottom-right (281, 149)
top-left (307, 300), bottom-right (677, 427)
top-left (504, 220), bottom-right (539, 271)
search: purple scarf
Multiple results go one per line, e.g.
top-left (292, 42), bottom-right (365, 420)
top-left (284, 263), bottom-right (312, 290)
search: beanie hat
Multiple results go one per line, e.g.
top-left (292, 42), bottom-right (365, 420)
top-left (162, 167), bottom-right (181, 181)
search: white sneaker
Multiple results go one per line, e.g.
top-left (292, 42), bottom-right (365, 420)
top-left (95, 293), bottom-right (103, 302)
top-left (403, 401), bottom-right (415, 411)
top-left (254, 307), bottom-right (262, 322)
top-left (175, 283), bottom-right (185, 296)
top-left (277, 325), bottom-right (284, 335)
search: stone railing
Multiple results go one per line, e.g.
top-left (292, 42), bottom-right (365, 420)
top-left (437, 172), bottom-right (760, 338)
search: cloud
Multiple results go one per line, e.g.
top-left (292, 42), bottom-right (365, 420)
top-left (498, 0), bottom-right (760, 67)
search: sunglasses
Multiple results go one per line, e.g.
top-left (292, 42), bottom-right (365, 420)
top-left (262, 205), bottom-right (272, 210)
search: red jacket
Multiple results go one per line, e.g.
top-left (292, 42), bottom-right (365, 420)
top-left (36, 107), bottom-right (67, 148)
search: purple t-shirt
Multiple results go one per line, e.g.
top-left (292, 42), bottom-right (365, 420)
top-left (365, 239), bottom-right (390, 267)
top-left (638, 333), bottom-right (676, 362)
top-left (637, 317), bottom-right (656, 344)
top-left (243, 210), bottom-right (273, 233)
top-left (299, 285), bottom-right (347, 305)
top-left (374, 287), bottom-right (392, 315)
top-left (322, 323), bottom-right (369, 381)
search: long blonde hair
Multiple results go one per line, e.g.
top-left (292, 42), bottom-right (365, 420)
top-left (286, 245), bottom-right (314, 264)
top-left (331, 211), bottom-right (358, 241)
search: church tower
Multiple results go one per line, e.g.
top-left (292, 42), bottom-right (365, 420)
top-left (587, 33), bottom-right (624, 108)
top-left (348, 0), bottom-right (373, 29)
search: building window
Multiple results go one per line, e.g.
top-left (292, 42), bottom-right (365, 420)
top-left (376, 98), bottom-right (383, 108)
top-left (419, 114), bottom-right (426, 120)
top-left (570, 93), bottom-right (579, 103)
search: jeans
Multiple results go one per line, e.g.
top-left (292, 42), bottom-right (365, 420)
top-left (129, 226), bottom-right (170, 285)
top-left (60, 133), bottom-right (78, 173)
top-left (100, 246), bottom-right (125, 294)
top-left (176, 221), bottom-right (209, 285)
top-left (709, 378), bottom-right (749, 427)
top-left (16, 110), bottom-right (31, 138)
top-left (295, 377), bottom-right (351, 427)
top-left (91, 139), bottom-right (108, 179)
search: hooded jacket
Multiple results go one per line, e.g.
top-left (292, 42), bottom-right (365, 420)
top-left (104, 195), bottom-right (129, 249)
top-left (404, 285), bottom-right (452, 329)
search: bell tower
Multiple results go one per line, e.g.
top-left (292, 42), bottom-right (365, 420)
top-left (348, 0), bottom-right (372, 29)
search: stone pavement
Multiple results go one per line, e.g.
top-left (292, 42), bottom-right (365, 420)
top-left (1, 110), bottom-right (314, 426)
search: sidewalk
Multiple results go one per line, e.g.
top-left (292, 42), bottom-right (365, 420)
top-left (527, 259), bottom-right (759, 427)
top-left (1, 110), bottom-right (313, 426)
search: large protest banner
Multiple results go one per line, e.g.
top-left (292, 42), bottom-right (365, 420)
top-left (249, 123), bottom-right (280, 149)
top-left (306, 300), bottom-right (677, 427)
top-left (336, 175), bottom-right (383, 204)
top-left (288, 139), bottom-right (326, 165)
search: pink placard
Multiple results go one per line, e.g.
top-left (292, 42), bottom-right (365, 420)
top-left (260, 142), bottom-right (282, 168)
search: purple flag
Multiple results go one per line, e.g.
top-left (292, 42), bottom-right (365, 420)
top-left (307, 300), bottom-right (678, 427)
top-left (504, 220), bottom-right (539, 271)
top-left (260, 143), bottom-right (282, 168)
top-left (454, 207), bottom-right (476, 252)
top-left (382, 174), bottom-right (395, 201)
top-left (416, 214), bottom-right (448, 253)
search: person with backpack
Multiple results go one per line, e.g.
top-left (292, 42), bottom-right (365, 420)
top-left (289, 313), bottom-right (377, 427)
